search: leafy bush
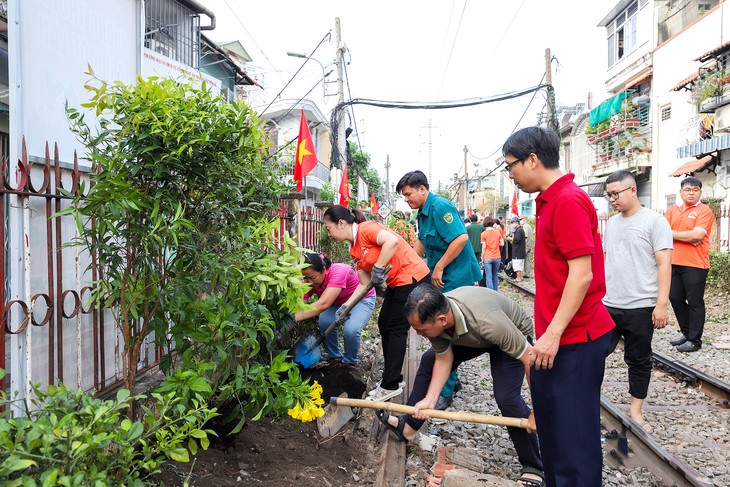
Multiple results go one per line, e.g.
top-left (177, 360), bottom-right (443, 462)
top-left (0, 369), bottom-right (217, 486)
top-left (708, 251), bottom-right (730, 289)
top-left (317, 226), bottom-right (351, 264)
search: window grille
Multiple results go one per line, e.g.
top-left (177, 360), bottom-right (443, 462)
top-left (661, 106), bottom-right (672, 121)
top-left (145, 0), bottom-right (201, 69)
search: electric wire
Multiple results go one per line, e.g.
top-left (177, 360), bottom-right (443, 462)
top-left (479, 0), bottom-right (528, 76)
top-left (259, 31), bottom-right (332, 116)
top-left (437, 0), bottom-right (468, 98)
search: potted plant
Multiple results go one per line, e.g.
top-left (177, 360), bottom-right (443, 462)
top-left (316, 181), bottom-right (336, 208)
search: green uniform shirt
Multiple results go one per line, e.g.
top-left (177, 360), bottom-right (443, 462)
top-left (417, 193), bottom-right (482, 291)
top-left (428, 287), bottom-right (534, 359)
top-left (466, 223), bottom-right (483, 258)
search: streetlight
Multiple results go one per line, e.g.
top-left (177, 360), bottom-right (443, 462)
top-left (286, 52), bottom-right (333, 98)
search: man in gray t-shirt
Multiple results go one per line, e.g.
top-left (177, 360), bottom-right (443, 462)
top-left (603, 170), bottom-right (673, 433)
top-left (376, 284), bottom-right (544, 486)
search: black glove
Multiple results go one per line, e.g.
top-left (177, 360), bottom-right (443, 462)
top-left (335, 304), bottom-right (350, 320)
top-left (370, 265), bottom-right (388, 286)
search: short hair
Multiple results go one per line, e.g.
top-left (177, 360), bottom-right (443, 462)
top-left (403, 283), bottom-right (451, 324)
top-left (482, 216), bottom-right (494, 227)
top-left (396, 170), bottom-right (430, 193)
top-left (303, 252), bottom-right (331, 272)
top-left (681, 176), bottom-right (702, 189)
top-left (323, 205), bottom-right (368, 225)
top-left (502, 126), bottom-right (560, 169)
top-left (605, 169), bottom-right (636, 187)
top-left (469, 214), bottom-right (478, 222)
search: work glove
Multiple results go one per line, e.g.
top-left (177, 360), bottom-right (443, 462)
top-left (335, 304), bottom-right (350, 320)
top-left (370, 265), bottom-right (388, 286)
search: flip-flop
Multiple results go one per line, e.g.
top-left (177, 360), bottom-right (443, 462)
top-left (375, 409), bottom-right (408, 442)
top-left (637, 421), bottom-right (653, 433)
top-left (517, 466), bottom-right (545, 487)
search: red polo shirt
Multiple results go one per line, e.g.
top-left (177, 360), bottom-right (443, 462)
top-left (534, 173), bottom-right (614, 345)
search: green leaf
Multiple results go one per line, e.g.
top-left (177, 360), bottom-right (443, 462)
top-left (167, 447), bottom-right (190, 463)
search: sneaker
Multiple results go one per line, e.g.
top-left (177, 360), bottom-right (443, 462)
top-left (676, 341), bottom-right (701, 353)
top-left (368, 380), bottom-right (405, 397)
top-left (366, 385), bottom-right (403, 402)
top-left (670, 334), bottom-right (687, 346)
top-left (434, 395), bottom-right (453, 411)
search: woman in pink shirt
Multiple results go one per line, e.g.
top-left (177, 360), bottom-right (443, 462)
top-left (295, 252), bottom-right (376, 365)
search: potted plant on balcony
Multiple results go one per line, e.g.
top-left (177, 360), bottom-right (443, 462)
top-left (315, 181), bottom-right (336, 208)
top-left (691, 71), bottom-right (726, 106)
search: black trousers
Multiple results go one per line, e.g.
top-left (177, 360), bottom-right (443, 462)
top-left (669, 265), bottom-right (709, 345)
top-left (404, 345), bottom-right (543, 473)
top-left (378, 276), bottom-right (429, 390)
top-left (606, 306), bottom-right (654, 399)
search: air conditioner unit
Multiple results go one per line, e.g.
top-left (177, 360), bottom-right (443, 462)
top-left (714, 105), bottom-right (730, 133)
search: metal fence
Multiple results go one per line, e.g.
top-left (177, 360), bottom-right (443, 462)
top-left (598, 205), bottom-right (730, 252)
top-left (271, 201), bottom-right (323, 253)
top-left (1, 139), bottom-right (156, 407)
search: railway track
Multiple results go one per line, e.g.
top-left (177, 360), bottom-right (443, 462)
top-left (502, 276), bottom-right (730, 487)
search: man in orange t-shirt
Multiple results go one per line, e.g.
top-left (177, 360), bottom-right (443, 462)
top-left (664, 177), bottom-right (715, 353)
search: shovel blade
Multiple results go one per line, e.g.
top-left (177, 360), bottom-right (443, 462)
top-left (294, 334), bottom-right (321, 369)
top-left (317, 392), bottom-right (355, 437)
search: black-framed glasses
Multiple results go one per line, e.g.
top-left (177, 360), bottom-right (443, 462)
top-left (681, 187), bottom-right (702, 194)
top-left (301, 273), bottom-right (322, 283)
top-left (604, 187), bottom-right (633, 200)
top-left (504, 157), bottom-right (524, 172)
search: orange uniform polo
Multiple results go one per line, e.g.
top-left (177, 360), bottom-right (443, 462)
top-left (481, 228), bottom-right (502, 259)
top-left (665, 203), bottom-right (714, 269)
top-left (350, 221), bottom-right (430, 288)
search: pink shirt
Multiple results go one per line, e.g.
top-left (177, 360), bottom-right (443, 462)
top-left (304, 263), bottom-right (375, 305)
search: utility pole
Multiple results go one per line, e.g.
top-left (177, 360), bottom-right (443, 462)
top-left (335, 18), bottom-right (346, 175)
top-left (384, 155), bottom-right (391, 207)
top-left (462, 145), bottom-right (468, 216)
top-left (545, 48), bottom-right (556, 133)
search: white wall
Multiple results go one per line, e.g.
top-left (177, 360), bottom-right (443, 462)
top-left (11, 0), bottom-right (139, 166)
top-left (652, 4), bottom-right (730, 209)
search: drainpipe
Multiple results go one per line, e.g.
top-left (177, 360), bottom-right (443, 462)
top-left (176, 0), bottom-right (216, 31)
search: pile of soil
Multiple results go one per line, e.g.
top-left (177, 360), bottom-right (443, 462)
top-left (154, 362), bottom-right (378, 486)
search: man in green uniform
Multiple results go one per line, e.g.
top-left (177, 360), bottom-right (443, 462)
top-left (396, 170), bottom-right (482, 409)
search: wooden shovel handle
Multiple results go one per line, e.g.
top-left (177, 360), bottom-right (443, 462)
top-left (331, 397), bottom-right (528, 429)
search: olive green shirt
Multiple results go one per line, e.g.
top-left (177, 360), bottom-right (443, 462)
top-left (428, 286), bottom-right (534, 359)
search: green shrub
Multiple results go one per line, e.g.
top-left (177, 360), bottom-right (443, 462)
top-left (708, 251), bottom-right (730, 289)
top-left (0, 369), bottom-right (217, 486)
top-left (317, 226), bottom-right (351, 264)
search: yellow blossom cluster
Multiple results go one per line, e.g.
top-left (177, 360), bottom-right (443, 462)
top-left (287, 380), bottom-right (325, 422)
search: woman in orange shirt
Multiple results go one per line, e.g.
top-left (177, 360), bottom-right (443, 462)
top-left (323, 205), bottom-right (430, 402)
top-left (481, 217), bottom-right (503, 292)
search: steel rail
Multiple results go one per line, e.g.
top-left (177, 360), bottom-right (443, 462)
top-left (652, 350), bottom-right (730, 408)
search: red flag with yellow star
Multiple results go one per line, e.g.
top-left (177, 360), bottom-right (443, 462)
top-left (339, 163), bottom-right (350, 206)
top-left (293, 110), bottom-right (318, 191)
top-left (370, 193), bottom-right (380, 215)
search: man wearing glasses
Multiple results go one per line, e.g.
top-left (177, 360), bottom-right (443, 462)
top-left (664, 177), bottom-right (715, 353)
top-left (502, 127), bottom-right (614, 487)
top-left (602, 170), bottom-right (672, 432)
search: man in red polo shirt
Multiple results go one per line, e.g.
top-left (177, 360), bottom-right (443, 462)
top-left (502, 127), bottom-right (615, 487)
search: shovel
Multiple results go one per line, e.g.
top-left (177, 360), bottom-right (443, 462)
top-left (321, 396), bottom-right (528, 437)
top-left (294, 265), bottom-right (391, 369)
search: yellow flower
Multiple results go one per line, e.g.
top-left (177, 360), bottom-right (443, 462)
top-left (287, 380), bottom-right (326, 422)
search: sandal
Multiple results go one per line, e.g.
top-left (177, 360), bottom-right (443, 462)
top-left (517, 466), bottom-right (545, 487)
top-left (375, 410), bottom-right (408, 442)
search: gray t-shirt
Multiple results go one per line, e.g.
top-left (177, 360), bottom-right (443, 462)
top-left (603, 208), bottom-right (673, 309)
top-left (428, 286), bottom-right (534, 359)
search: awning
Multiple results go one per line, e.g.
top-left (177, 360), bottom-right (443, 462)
top-left (625, 67), bottom-right (652, 89)
top-left (694, 40), bottom-right (730, 62)
top-left (677, 134), bottom-right (730, 158)
top-left (589, 92), bottom-right (628, 127)
top-left (672, 71), bottom-right (699, 91)
top-left (578, 177), bottom-right (607, 197)
top-left (669, 155), bottom-right (714, 177)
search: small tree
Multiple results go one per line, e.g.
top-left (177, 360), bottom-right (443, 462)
top-left (62, 69), bottom-right (292, 402)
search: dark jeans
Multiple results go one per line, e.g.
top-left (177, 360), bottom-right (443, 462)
top-left (606, 306), bottom-right (654, 399)
top-left (378, 276), bottom-right (428, 390)
top-left (669, 265), bottom-right (709, 346)
top-left (531, 331), bottom-right (611, 487)
top-left (404, 345), bottom-right (542, 473)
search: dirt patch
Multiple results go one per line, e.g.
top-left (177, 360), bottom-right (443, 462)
top-left (153, 362), bottom-right (378, 486)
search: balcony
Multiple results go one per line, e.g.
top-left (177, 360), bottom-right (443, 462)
top-left (586, 100), bottom-right (652, 176)
top-left (693, 70), bottom-right (730, 113)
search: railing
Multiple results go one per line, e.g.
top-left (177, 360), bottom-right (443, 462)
top-left (598, 204), bottom-right (730, 252)
top-left (271, 201), bottom-right (323, 253)
top-left (587, 102), bottom-right (652, 175)
top-left (1, 139), bottom-right (154, 404)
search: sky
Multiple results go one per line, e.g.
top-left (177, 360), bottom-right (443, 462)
top-left (201, 0), bottom-right (618, 197)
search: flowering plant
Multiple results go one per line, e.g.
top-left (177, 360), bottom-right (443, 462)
top-left (287, 380), bottom-right (326, 422)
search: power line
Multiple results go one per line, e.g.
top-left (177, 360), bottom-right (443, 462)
top-left (259, 31), bottom-right (332, 116)
top-left (437, 0), bottom-right (468, 98)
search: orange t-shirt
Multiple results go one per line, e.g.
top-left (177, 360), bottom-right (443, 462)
top-left (350, 221), bottom-right (430, 288)
top-left (665, 202), bottom-right (714, 269)
top-left (480, 228), bottom-right (502, 259)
